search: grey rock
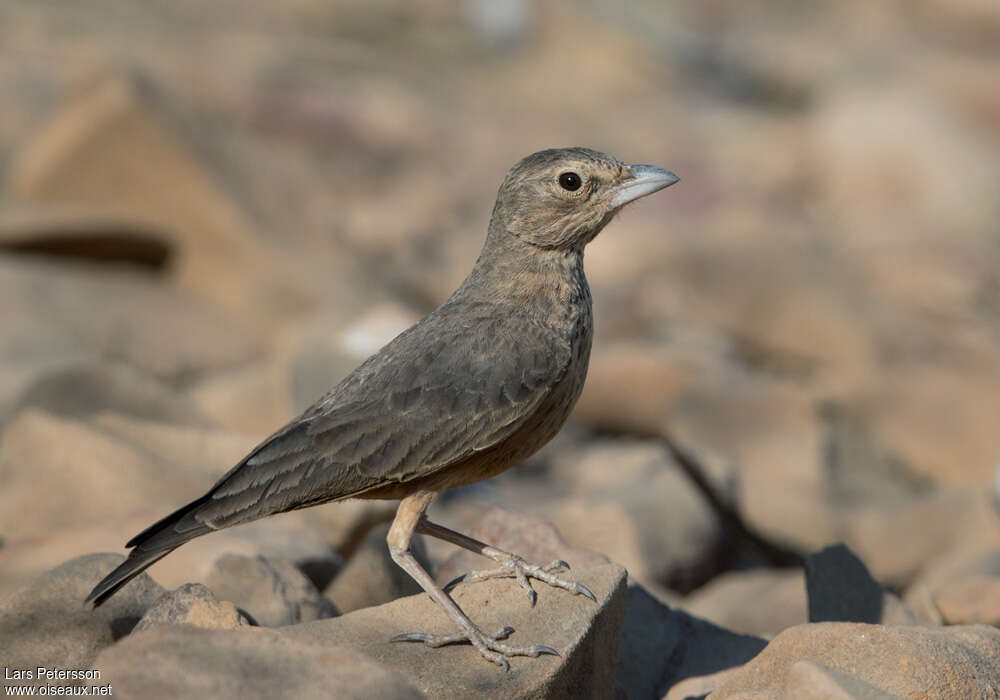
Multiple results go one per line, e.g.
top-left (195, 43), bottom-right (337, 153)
top-left (90, 625), bottom-right (424, 699)
top-left (133, 583), bottom-right (252, 632)
top-left (204, 554), bottom-right (337, 627)
top-left (806, 544), bottom-right (886, 624)
top-left (0, 553), bottom-right (164, 684)
top-left (286, 562), bottom-right (628, 700)
top-left (616, 585), bottom-right (766, 700)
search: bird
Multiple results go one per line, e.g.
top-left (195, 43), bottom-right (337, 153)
top-left (86, 147), bottom-right (679, 669)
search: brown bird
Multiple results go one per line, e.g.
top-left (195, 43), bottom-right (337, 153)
top-left (86, 147), bottom-right (678, 669)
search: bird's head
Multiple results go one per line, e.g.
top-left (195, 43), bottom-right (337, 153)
top-left (491, 147), bottom-right (679, 250)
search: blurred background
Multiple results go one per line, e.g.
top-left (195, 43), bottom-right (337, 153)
top-left (2, 0), bottom-right (1000, 632)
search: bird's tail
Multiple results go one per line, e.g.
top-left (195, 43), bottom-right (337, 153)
top-left (85, 494), bottom-right (214, 607)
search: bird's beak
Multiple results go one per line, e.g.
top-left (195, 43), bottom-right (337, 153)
top-left (610, 164), bottom-right (680, 208)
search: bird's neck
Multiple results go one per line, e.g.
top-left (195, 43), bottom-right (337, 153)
top-left (456, 229), bottom-right (591, 328)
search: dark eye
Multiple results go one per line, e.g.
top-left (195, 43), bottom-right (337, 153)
top-left (558, 171), bottom-right (582, 191)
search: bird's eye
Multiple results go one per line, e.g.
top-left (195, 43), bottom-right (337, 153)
top-left (558, 172), bottom-right (582, 191)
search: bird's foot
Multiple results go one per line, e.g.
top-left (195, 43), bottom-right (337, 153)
top-left (444, 555), bottom-right (596, 607)
top-left (392, 625), bottom-right (558, 671)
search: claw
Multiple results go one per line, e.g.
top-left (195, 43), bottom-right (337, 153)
top-left (443, 574), bottom-right (467, 593)
top-left (389, 623), bottom-right (555, 669)
top-left (577, 583), bottom-right (597, 603)
top-left (391, 632), bottom-right (433, 643)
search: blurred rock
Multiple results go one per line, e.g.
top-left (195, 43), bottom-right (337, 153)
top-left (684, 569), bottom-right (807, 638)
top-left (5, 72), bottom-right (322, 325)
top-left (0, 409), bottom-right (211, 541)
top-left (547, 438), bottom-right (733, 591)
top-left (290, 303), bottom-right (422, 412)
top-left (434, 507), bottom-right (609, 591)
top-left (204, 554), bottom-right (337, 628)
top-left (615, 585), bottom-right (766, 700)
top-left (0, 256), bottom-right (262, 382)
top-left (325, 523), bottom-right (429, 615)
top-left (0, 553), bottom-right (164, 682)
top-left (187, 359), bottom-right (296, 436)
top-left (842, 488), bottom-right (981, 586)
top-left (133, 583), bottom-right (252, 632)
top-left (92, 626), bottom-right (424, 700)
top-left (708, 622), bottom-right (1000, 698)
top-left (286, 562), bottom-right (628, 699)
top-left (2, 361), bottom-right (206, 427)
top-left (932, 576), bottom-right (1000, 627)
top-left (809, 82), bottom-right (997, 241)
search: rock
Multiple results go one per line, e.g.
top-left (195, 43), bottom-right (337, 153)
top-left (616, 585), bottom-right (766, 700)
top-left (433, 507), bottom-right (609, 591)
top-left (0, 553), bottom-right (164, 683)
top-left (90, 626), bottom-right (424, 700)
top-left (783, 660), bottom-right (900, 700)
top-left (133, 583), bottom-right (252, 631)
top-left (809, 83), bottom-right (997, 241)
top-left (547, 439), bottom-right (733, 592)
top-left (932, 576), bottom-right (1000, 626)
top-left (285, 563), bottom-right (628, 699)
top-left (684, 569), bottom-right (807, 638)
top-left (842, 488), bottom-right (980, 586)
top-left (186, 359), bottom-right (296, 436)
top-left (290, 303), bottom-right (422, 412)
top-left (708, 622), bottom-right (1000, 699)
top-left (805, 544), bottom-right (892, 624)
top-left (2, 361), bottom-right (205, 427)
top-left (204, 554), bottom-right (337, 628)
top-left (5, 71), bottom-right (321, 325)
top-left (0, 255), bottom-right (263, 383)
top-left (91, 413), bottom-right (257, 478)
top-left (0, 410), bottom-right (212, 541)
top-left (325, 523), bottom-right (430, 614)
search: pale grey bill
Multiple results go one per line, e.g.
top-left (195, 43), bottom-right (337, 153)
top-left (610, 164), bottom-right (680, 208)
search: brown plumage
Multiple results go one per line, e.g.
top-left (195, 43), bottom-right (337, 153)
top-left (86, 147), bottom-right (678, 668)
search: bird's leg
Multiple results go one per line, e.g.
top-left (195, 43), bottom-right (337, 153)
top-left (416, 517), bottom-right (596, 607)
top-left (387, 491), bottom-right (558, 670)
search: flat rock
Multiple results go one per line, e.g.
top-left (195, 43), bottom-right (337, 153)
top-left (616, 585), bottom-right (766, 700)
top-left (204, 554), bottom-right (337, 627)
top-left (708, 622), bottom-right (1000, 698)
top-left (0, 553), bottom-right (164, 684)
top-left (90, 626), bottom-right (423, 700)
top-left (133, 583), bottom-right (252, 632)
top-left (285, 562), bottom-right (628, 699)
